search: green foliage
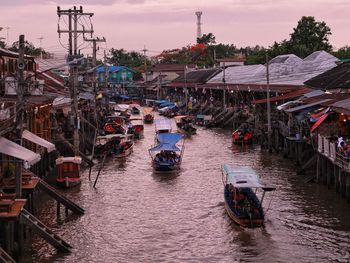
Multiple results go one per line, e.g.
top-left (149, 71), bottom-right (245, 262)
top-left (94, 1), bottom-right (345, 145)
top-left (9, 41), bottom-right (49, 57)
top-left (333, 46), bottom-right (350, 60)
top-left (197, 33), bottom-right (216, 45)
top-left (288, 16), bottom-right (332, 57)
top-left (109, 48), bottom-right (150, 69)
top-left (0, 40), bottom-right (5, 49)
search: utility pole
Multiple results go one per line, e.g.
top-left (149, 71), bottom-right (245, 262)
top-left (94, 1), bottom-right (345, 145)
top-left (142, 45), bottom-right (148, 73)
top-left (15, 34), bottom-right (25, 198)
top-left (84, 36), bottom-right (106, 123)
top-left (84, 37), bottom-right (105, 67)
top-left (222, 62), bottom-right (226, 110)
top-left (104, 50), bottom-right (109, 89)
top-left (57, 6), bottom-right (94, 155)
top-left (266, 53), bottom-right (272, 152)
top-left (184, 65), bottom-right (188, 112)
top-left (38, 37), bottom-right (44, 59)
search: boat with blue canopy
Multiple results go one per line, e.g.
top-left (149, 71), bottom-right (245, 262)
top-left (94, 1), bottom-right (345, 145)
top-left (149, 133), bottom-right (184, 172)
top-left (155, 119), bottom-right (172, 134)
top-left (221, 164), bottom-right (275, 227)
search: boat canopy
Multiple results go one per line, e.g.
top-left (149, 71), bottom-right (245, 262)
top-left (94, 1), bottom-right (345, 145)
top-left (118, 95), bottom-right (130, 100)
top-left (55, 156), bottom-right (82, 165)
top-left (154, 100), bottom-right (169, 106)
top-left (115, 104), bottom-right (130, 111)
top-left (159, 102), bottom-right (175, 108)
top-left (22, 129), bottom-right (56, 153)
top-left (222, 164), bottom-right (265, 188)
top-left (155, 119), bottom-right (172, 131)
top-left (149, 133), bottom-right (183, 152)
top-left (0, 137), bottom-right (41, 168)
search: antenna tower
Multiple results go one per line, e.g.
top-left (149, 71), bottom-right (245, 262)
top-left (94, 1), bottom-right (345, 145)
top-left (195, 11), bottom-right (202, 40)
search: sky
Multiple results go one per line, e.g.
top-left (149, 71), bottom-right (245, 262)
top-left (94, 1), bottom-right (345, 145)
top-left (1, 0), bottom-right (350, 58)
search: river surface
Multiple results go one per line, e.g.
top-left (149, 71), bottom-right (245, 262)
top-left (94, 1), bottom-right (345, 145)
top-left (29, 115), bottom-right (350, 263)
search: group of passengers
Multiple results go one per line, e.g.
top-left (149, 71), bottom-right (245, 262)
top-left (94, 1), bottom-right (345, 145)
top-left (337, 137), bottom-right (350, 158)
top-left (154, 151), bottom-right (180, 164)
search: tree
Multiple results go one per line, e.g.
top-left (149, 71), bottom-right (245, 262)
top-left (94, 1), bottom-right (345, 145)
top-left (288, 16), bottom-right (332, 58)
top-left (109, 48), bottom-right (150, 69)
top-left (9, 41), bottom-right (49, 57)
top-left (0, 40), bottom-right (5, 49)
top-left (333, 46), bottom-right (350, 60)
top-left (197, 33), bottom-right (216, 45)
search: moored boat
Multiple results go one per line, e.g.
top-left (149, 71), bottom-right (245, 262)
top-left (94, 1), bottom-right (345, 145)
top-left (149, 133), bottom-right (184, 172)
top-left (155, 119), bottom-right (172, 134)
top-left (56, 156), bottom-right (82, 188)
top-left (129, 118), bottom-right (144, 139)
top-left (175, 115), bottom-right (197, 135)
top-left (143, 107), bottom-right (154, 123)
top-left (221, 164), bottom-right (275, 227)
top-left (232, 129), bottom-right (253, 145)
top-left (95, 134), bottom-right (134, 158)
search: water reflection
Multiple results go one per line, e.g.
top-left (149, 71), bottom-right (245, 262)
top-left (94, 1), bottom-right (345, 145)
top-left (28, 117), bottom-right (350, 263)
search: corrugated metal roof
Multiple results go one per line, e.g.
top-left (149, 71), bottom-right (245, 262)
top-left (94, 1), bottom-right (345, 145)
top-left (285, 99), bottom-right (332, 113)
top-left (330, 98), bottom-right (350, 108)
top-left (253, 87), bottom-right (312, 104)
top-left (208, 51), bottom-right (339, 86)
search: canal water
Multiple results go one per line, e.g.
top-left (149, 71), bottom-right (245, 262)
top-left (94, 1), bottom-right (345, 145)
top-left (30, 116), bottom-right (350, 263)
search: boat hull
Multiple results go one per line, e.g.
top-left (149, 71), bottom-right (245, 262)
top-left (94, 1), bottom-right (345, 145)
top-left (114, 144), bottom-right (133, 158)
top-left (152, 161), bottom-right (180, 172)
top-left (56, 177), bottom-right (81, 188)
top-left (223, 187), bottom-right (264, 228)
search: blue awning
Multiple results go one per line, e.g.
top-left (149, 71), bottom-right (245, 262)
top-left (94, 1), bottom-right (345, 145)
top-left (154, 100), bottom-right (169, 106)
top-left (118, 94), bottom-right (130, 100)
top-left (157, 133), bottom-right (182, 144)
top-left (159, 102), bottom-right (175, 108)
top-left (149, 133), bottom-right (183, 152)
top-left (149, 143), bottom-right (181, 152)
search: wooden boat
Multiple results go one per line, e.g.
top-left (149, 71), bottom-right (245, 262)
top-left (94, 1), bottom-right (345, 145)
top-left (232, 129), bottom-right (253, 145)
top-left (56, 156), bottom-right (82, 188)
top-left (95, 134), bottom-right (134, 158)
top-left (149, 133), bottom-right (184, 172)
top-left (103, 115), bottom-right (127, 135)
top-left (129, 119), bottom-right (144, 139)
top-left (130, 103), bottom-right (141, 114)
top-left (221, 164), bottom-right (275, 227)
top-left (155, 119), bottom-right (172, 134)
top-left (175, 115), bottom-right (197, 135)
top-left (143, 107), bottom-right (154, 124)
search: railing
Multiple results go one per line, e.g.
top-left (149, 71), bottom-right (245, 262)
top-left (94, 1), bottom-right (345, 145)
top-left (317, 134), bottom-right (350, 171)
top-left (317, 134), bottom-right (323, 153)
top-left (335, 152), bottom-right (350, 173)
top-left (324, 138), bottom-right (330, 157)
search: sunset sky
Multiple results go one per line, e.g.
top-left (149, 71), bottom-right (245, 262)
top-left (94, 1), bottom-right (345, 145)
top-left (1, 0), bottom-right (349, 57)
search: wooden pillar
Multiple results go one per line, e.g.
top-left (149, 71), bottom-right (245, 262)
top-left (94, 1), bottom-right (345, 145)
top-left (316, 154), bottom-right (320, 183)
top-left (340, 171), bottom-right (346, 198)
top-left (335, 165), bottom-right (339, 193)
top-left (346, 175), bottom-right (350, 203)
top-left (326, 159), bottom-right (331, 189)
top-left (321, 156), bottom-right (327, 184)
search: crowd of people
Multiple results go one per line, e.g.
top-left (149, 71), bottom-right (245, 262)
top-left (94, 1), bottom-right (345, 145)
top-left (154, 151), bottom-right (180, 165)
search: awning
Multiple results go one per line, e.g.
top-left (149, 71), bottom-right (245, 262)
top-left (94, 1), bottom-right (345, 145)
top-left (149, 133), bottom-right (183, 152)
top-left (22, 129), bottom-right (56, 153)
top-left (311, 113), bottom-right (330, 133)
top-left (222, 164), bottom-right (265, 188)
top-left (155, 119), bottom-right (172, 131)
top-left (284, 99), bottom-right (332, 113)
top-left (0, 137), bottom-right (41, 167)
top-left (252, 87), bottom-right (312, 104)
